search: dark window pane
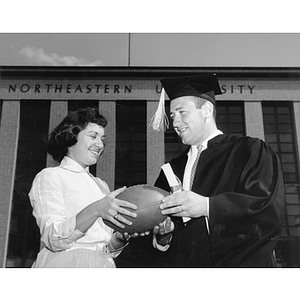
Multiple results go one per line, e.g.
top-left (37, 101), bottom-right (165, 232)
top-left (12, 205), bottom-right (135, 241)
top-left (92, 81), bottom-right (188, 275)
top-left (279, 134), bottom-right (292, 143)
top-left (229, 106), bottom-right (242, 114)
top-left (265, 134), bottom-right (277, 143)
top-left (263, 115), bottom-right (276, 123)
top-left (282, 164), bottom-right (296, 173)
top-left (263, 107), bottom-right (274, 114)
top-left (281, 154), bottom-right (295, 163)
top-left (68, 100), bottom-right (99, 111)
top-left (278, 124), bottom-right (291, 133)
top-left (281, 144), bottom-right (294, 152)
top-left (284, 173), bottom-right (297, 182)
top-left (286, 194), bottom-right (299, 204)
top-left (264, 124), bottom-right (276, 133)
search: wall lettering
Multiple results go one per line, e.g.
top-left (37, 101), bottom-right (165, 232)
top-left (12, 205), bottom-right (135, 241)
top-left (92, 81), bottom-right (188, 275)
top-left (156, 84), bottom-right (255, 95)
top-left (8, 83), bottom-right (133, 94)
top-left (221, 84), bottom-right (255, 94)
top-left (7, 82), bottom-right (255, 96)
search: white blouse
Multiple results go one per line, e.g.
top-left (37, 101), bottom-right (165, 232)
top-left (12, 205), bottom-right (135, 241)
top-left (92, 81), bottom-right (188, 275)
top-left (29, 156), bottom-right (113, 253)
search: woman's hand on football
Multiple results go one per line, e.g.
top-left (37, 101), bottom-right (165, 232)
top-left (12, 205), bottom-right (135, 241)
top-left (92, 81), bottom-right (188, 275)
top-left (99, 186), bottom-right (137, 229)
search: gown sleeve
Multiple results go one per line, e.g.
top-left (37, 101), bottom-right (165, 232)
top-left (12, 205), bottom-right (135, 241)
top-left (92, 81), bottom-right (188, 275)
top-left (28, 169), bottom-right (85, 252)
top-left (208, 138), bottom-right (285, 265)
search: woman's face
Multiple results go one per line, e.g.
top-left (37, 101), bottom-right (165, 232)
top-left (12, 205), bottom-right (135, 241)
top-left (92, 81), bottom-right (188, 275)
top-left (67, 122), bottom-right (105, 169)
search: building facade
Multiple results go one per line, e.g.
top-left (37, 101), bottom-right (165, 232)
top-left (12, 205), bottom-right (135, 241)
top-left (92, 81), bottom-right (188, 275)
top-left (0, 66), bottom-right (300, 267)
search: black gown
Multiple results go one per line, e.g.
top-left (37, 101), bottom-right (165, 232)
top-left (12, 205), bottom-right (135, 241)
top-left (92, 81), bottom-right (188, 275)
top-left (116, 134), bottom-right (285, 268)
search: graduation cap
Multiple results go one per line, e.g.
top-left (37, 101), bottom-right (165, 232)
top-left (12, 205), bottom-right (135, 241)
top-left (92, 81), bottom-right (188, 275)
top-left (150, 73), bottom-right (222, 131)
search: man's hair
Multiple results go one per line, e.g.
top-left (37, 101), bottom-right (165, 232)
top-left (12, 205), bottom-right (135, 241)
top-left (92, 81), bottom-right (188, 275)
top-left (46, 107), bottom-right (107, 162)
top-left (194, 97), bottom-right (217, 119)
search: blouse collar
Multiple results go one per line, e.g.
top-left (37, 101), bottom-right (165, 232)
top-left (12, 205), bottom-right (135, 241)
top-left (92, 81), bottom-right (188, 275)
top-left (59, 156), bottom-right (90, 173)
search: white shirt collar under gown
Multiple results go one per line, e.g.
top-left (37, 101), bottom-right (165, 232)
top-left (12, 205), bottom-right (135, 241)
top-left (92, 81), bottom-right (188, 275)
top-left (183, 129), bottom-right (223, 191)
top-left (181, 130), bottom-right (223, 225)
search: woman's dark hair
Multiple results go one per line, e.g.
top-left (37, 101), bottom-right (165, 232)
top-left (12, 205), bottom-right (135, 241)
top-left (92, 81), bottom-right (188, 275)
top-left (46, 107), bottom-right (107, 162)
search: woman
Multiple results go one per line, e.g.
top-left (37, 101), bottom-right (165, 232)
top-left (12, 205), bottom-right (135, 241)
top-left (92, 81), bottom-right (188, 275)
top-left (29, 107), bottom-right (137, 268)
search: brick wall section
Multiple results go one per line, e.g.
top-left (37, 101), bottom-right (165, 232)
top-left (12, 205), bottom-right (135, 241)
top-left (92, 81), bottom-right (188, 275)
top-left (97, 101), bottom-right (116, 190)
top-left (244, 101), bottom-right (265, 141)
top-left (0, 100), bottom-right (20, 267)
top-left (146, 101), bottom-right (165, 185)
top-left (46, 100), bottom-right (68, 167)
top-left (293, 102), bottom-right (300, 163)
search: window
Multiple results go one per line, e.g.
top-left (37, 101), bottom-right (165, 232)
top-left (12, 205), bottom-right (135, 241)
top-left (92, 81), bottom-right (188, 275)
top-left (216, 101), bottom-right (245, 137)
top-left (262, 101), bottom-right (300, 267)
top-left (6, 100), bottom-right (51, 267)
top-left (262, 102), bottom-right (300, 237)
top-left (115, 100), bottom-right (146, 188)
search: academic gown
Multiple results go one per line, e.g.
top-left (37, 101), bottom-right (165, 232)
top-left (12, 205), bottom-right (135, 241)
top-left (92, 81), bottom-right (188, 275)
top-left (115, 134), bottom-right (285, 268)
top-left (154, 134), bottom-right (285, 267)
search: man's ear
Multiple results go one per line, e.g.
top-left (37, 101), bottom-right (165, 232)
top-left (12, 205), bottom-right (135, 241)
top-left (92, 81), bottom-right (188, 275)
top-left (203, 101), bottom-right (214, 119)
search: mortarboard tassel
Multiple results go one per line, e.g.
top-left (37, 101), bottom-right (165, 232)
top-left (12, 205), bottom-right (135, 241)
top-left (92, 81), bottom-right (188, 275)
top-left (149, 88), bottom-right (169, 131)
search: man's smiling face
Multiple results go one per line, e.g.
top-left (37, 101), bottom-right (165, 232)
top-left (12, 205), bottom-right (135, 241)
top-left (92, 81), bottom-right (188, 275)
top-left (170, 96), bottom-right (209, 146)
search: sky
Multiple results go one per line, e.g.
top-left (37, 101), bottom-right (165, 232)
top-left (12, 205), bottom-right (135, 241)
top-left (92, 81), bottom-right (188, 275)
top-left (0, 33), bottom-right (129, 66)
top-left (2, 33), bottom-right (300, 67)
top-left (1, 1), bottom-right (300, 68)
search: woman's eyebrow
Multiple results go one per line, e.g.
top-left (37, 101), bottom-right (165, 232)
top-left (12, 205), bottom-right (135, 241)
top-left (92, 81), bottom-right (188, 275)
top-left (87, 131), bottom-right (105, 138)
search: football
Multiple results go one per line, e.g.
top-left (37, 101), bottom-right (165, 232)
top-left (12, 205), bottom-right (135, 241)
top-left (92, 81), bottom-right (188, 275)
top-left (103, 185), bottom-right (169, 234)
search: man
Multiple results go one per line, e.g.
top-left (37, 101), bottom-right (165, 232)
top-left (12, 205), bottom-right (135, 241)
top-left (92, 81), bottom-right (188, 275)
top-left (152, 73), bottom-right (285, 267)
